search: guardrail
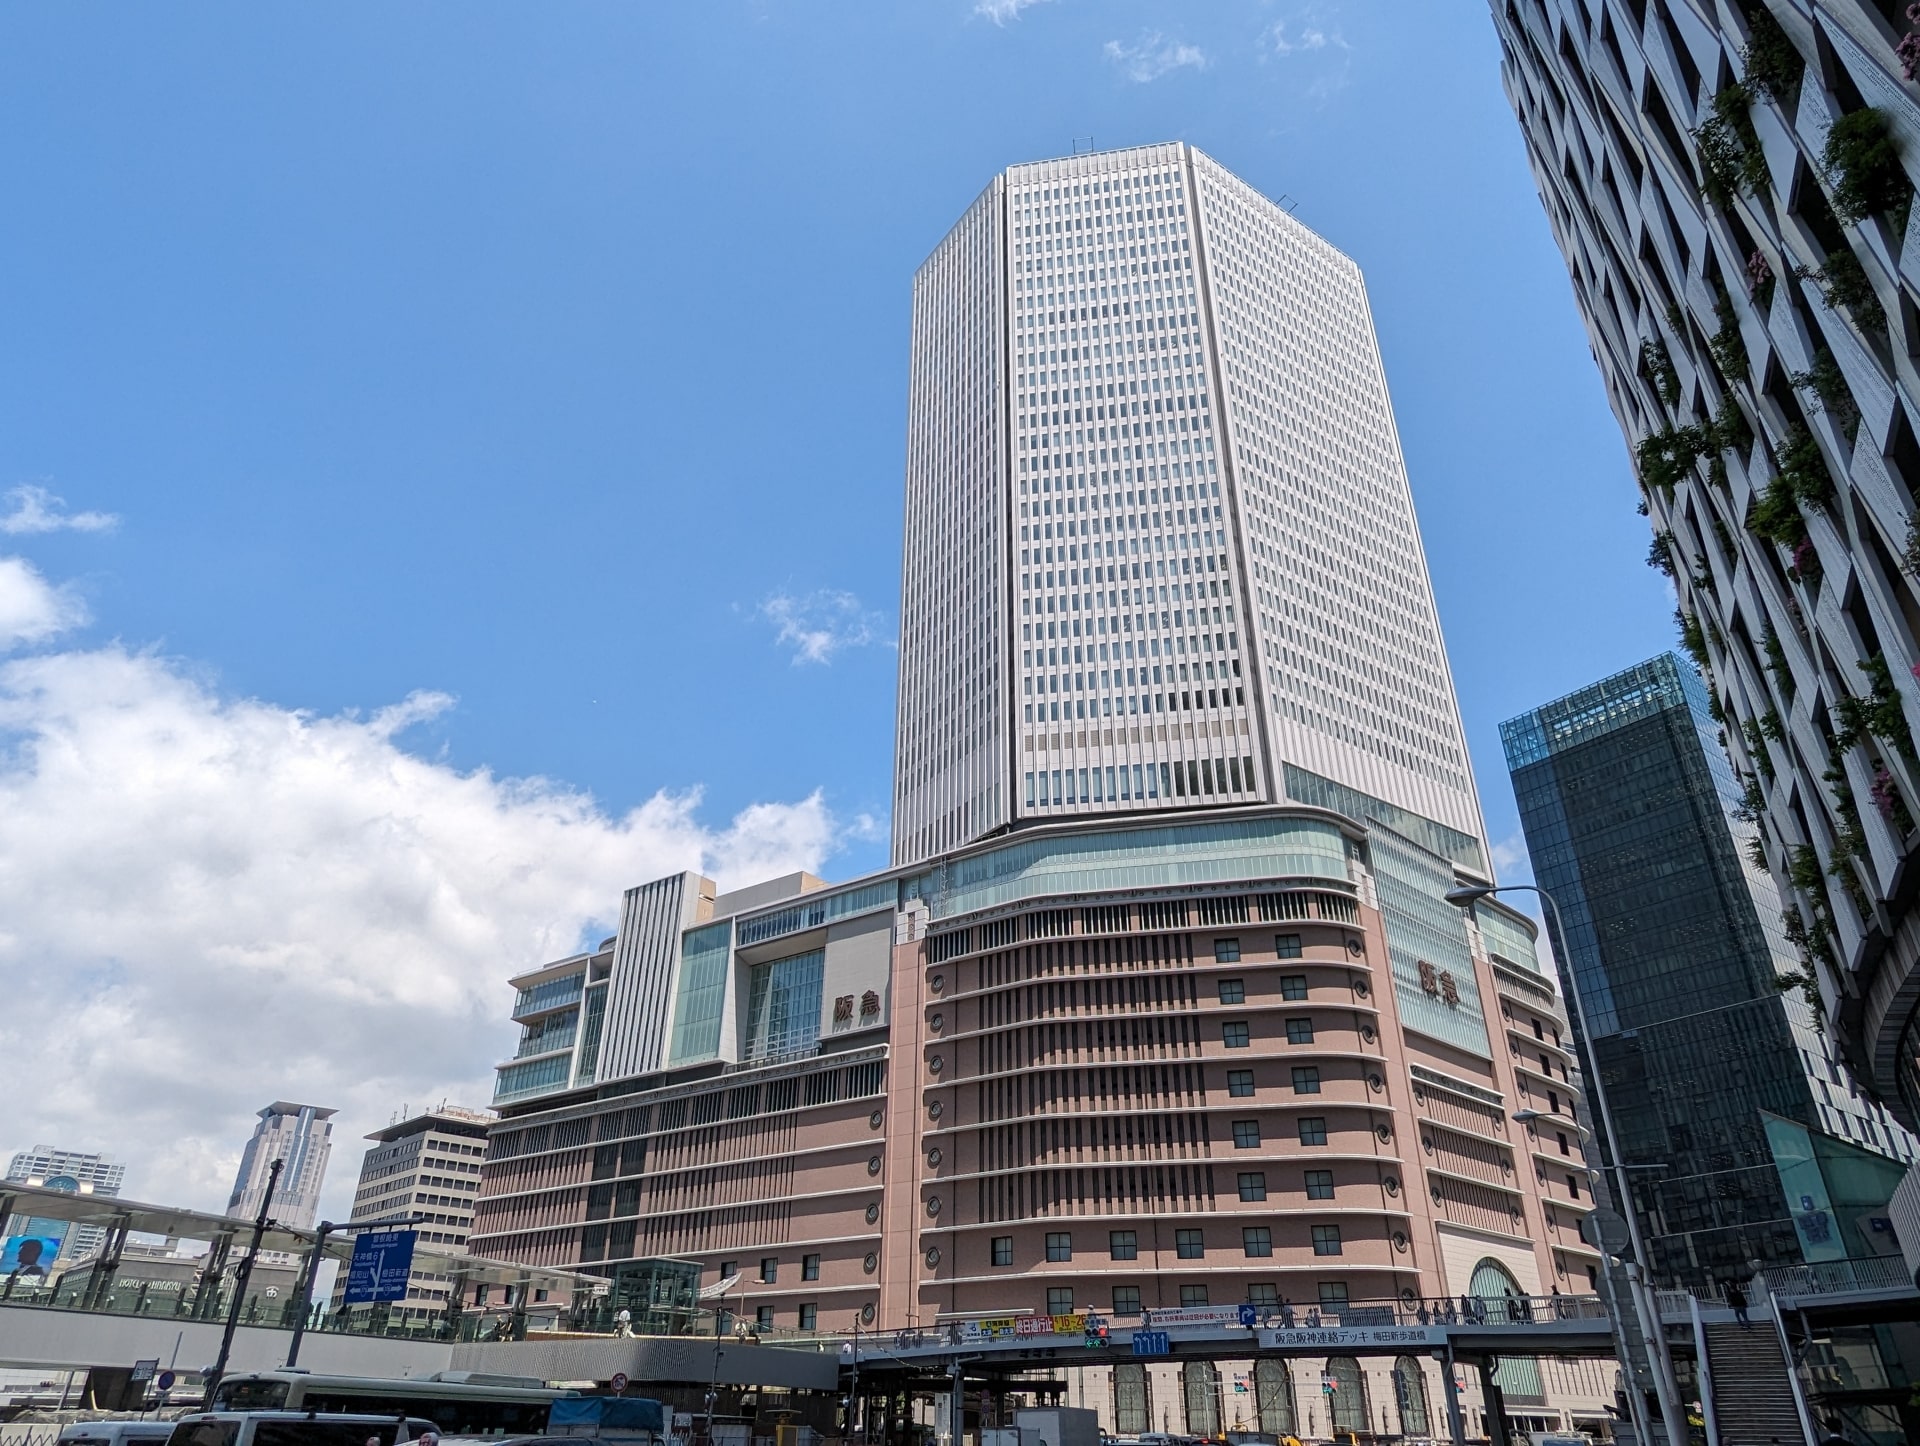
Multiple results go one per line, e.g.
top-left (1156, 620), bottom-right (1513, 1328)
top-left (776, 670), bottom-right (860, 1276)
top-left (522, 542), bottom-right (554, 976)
top-left (1759, 1254), bottom-right (1913, 1300)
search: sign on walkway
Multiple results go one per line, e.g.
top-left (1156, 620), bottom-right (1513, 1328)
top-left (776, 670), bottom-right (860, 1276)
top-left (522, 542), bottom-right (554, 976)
top-left (342, 1229), bottom-right (416, 1305)
top-left (1259, 1325), bottom-right (1446, 1350)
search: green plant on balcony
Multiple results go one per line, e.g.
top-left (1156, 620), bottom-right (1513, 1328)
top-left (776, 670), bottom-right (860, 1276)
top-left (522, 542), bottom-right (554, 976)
top-left (1742, 714), bottom-right (1776, 779)
top-left (1746, 831), bottom-right (1770, 869)
top-left (1777, 425), bottom-right (1834, 509)
top-left (1762, 626), bottom-right (1795, 697)
top-left (1870, 761), bottom-right (1916, 835)
top-left (1708, 287), bottom-right (1750, 380)
top-left (1734, 773), bottom-right (1767, 824)
top-left (1789, 840), bottom-right (1833, 908)
top-left (1747, 473), bottom-right (1804, 548)
top-left (1773, 965), bottom-right (1827, 1017)
top-left (1781, 903), bottom-right (1837, 971)
top-left (1743, 8), bottom-right (1804, 107)
top-left (1794, 249), bottom-right (1887, 334)
top-left (1790, 538), bottom-right (1823, 588)
top-left (1678, 606), bottom-right (1712, 672)
top-left (1646, 530), bottom-right (1677, 577)
top-left (1759, 707), bottom-right (1787, 742)
top-left (1833, 654), bottom-right (1918, 760)
top-left (1694, 84), bottom-right (1769, 206)
top-left (1690, 559), bottom-right (1717, 594)
top-left (1635, 422), bottom-right (1709, 495)
top-left (1639, 335), bottom-right (1681, 409)
top-left (1789, 348), bottom-right (1861, 443)
top-left (1902, 518), bottom-right (1920, 580)
top-left (1822, 108), bottom-right (1913, 233)
top-left (1710, 394), bottom-right (1753, 455)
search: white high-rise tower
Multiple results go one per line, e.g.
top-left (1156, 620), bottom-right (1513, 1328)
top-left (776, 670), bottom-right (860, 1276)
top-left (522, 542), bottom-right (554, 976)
top-left (894, 142), bottom-right (1487, 873)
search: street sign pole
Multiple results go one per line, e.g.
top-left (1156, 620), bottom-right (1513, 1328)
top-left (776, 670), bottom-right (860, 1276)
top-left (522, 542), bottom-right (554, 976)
top-left (207, 1157), bottom-right (280, 1397)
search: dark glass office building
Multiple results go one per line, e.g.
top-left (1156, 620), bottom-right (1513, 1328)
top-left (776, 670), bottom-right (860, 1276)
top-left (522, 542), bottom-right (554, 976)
top-left (1503, 655), bottom-right (1910, 1288)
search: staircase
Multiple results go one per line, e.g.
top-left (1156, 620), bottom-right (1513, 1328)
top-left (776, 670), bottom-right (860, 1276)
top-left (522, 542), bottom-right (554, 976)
top-left (1703, 1320), bottom-right (1803, 1445)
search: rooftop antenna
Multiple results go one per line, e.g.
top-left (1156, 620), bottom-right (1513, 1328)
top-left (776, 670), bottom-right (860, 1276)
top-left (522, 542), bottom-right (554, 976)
top-left (1277, 194), bottom-right (1299, 213)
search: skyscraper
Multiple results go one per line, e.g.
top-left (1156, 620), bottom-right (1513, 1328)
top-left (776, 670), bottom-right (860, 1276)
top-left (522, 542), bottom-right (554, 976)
top-left (3, 1145), bottom-right (125, 1259)
top-left (338, 1105), bottom-right (492, 1324)
top-left (895, 142), bottom-right (1487, 876)
top-left (1503, 654), bottom-right (1911, 1286)
top-left (1487, 3), bottom-right (1920, 1124)
top-left (227, 1101), bottom-right (335, 1231)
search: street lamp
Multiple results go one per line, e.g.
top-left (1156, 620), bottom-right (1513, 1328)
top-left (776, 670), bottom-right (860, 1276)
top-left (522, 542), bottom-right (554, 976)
top-left (1444, 882), bottom-right (1688, 1446)
top-left (285, 1212), bottom-right (429, 1369)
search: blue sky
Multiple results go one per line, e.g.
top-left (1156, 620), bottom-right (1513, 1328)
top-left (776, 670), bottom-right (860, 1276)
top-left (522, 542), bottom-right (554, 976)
top-left (0, 2), bottom-right (1677, 1203)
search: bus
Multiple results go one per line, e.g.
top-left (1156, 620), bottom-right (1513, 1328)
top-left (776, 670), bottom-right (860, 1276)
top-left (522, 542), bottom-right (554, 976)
top-left (207, 1373), bottom-right (572, 1437)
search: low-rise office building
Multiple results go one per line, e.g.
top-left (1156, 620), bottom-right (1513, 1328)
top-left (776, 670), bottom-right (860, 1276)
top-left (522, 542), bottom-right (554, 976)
top-left (470, 807), bottom-right (1611, 1431)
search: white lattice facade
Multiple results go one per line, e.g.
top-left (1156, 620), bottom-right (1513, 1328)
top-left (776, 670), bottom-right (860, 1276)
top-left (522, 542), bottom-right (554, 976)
top-left (894, 144), bottom-right (1487, 875)
top-left (1490, 0), bottom-right (1920, 1121)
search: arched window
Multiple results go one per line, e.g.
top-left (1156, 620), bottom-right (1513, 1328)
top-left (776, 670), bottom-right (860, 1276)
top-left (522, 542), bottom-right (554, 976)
top-left (1254, 1358), bottom-right (1295, 1435)
top-left (1393, 1356), bottom-right (1430, 1435)
top-left (1326, 1357), bottom-right (1367, 1434)
top-left (1470, 1259), bottom-right (1544, 1403)
top-left (1112, 1363), bottom-right (1151, 1436)
top-left (1182, 1360), bottom-right (1221, 1437)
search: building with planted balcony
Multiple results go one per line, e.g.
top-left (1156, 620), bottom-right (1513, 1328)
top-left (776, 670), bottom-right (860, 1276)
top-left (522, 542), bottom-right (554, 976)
top-left (1488, 0), bottom-right (1920, 1127)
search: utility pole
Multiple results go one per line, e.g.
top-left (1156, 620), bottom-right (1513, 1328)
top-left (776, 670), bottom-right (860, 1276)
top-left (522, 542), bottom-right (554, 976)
top-left (207, 1157), bottom-right (281, 1396)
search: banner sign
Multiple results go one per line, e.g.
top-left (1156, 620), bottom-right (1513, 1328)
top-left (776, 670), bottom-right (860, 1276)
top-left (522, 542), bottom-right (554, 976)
top-left (1259, 1325), bottom-right (1447, 1350)
top-left (1142, 1304), bottom-right (1257, 1330)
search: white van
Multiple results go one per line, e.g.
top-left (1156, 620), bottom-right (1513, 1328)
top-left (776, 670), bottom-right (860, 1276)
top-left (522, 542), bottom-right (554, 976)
top-left (164, 1413), bottom-right (443, 1446)
top-left (57, 1424), bottom-right (178, 1446)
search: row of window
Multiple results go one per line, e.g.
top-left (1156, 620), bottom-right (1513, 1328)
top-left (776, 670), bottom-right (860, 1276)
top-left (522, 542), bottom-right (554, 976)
top-left (727, 1252), bottom-right (821, 1286)
top-left (1026, 754), bottom-right (1256, 806)
top-left (1019, 1216), bottom-right (1344, 1266)
top-left (1023, 685), bottom-right (1246, 724)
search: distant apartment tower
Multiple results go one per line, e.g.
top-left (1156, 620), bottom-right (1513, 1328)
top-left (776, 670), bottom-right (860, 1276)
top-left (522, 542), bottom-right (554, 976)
top-left (341, 1106), bottom-right (492, 1321)
top-left (1488, 3), bottom-right (1920, 1124)
top-left (227, 1102), bottom-right (335, 1231)
top-left (1503, 654), bottom-right (1912, 1285)
top-left (4, 1146), bottom-right (125, 1259)
top-left (895, 141), bottom-right (1487, 872)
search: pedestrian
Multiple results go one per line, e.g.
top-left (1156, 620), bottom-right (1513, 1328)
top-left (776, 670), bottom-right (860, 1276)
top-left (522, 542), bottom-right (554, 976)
top-left (1725, 1281), bottom-right (1751, 1330)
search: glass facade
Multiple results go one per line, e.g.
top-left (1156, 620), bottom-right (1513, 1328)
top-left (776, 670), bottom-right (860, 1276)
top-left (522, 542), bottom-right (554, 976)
top-left (744, 950), bottom-right (826, 1061)
top-left (1370, 825), bottom-right (1490, 1058)
top-left (1283, 763), bottom-right (1486, 876)
top-left (1502, 653), bottom-right (1898, 1285)
top-left (666, 920), bottom-right (733, 1066)
top-left (906, 815), bottom-right (1351, 919)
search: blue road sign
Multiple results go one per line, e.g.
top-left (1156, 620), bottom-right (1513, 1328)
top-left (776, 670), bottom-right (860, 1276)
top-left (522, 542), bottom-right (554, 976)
top-left (343, 1229), bottom-right (417, 1305)
top-left (1237, 1303), bottom-right (1257, 1328)
top-left (1131, 1330), bottom-right (1170, 1357)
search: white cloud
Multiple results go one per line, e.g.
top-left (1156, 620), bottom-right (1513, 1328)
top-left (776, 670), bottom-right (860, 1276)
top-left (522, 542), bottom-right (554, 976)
top-left (757, 589), bottom-right (889, 665)
top-left (0, 484), bottom-right (118, 536)
top-left (1265, 10), bottom-right (1351, 99)
top-left (1490, 830), bottom-right (1532, 881)
top-left (974, 0), bottom-right (1046, 23)
top-left (1271, 22), bottom-right (1335, 56)
top-left (0, 639), bottom-right (847, 1219)
top-left (1103, 32), bottom-right (1207, 83)
top-left (0, 555), bottom-right (87, 650)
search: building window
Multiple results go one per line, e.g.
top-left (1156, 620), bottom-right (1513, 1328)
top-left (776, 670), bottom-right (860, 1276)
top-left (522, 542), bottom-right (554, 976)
top-left (1291, 1066), bottom-right (1321, 1094)
top-left (1285, 1018), bottom-right (1315, 1044)
top-left (991, 1236), bottom-right (1013, 1267)
top-left (1180, 1284), bottom-right (1210, 1307)
top-left (1243, 1227), bottom-right (1273, 1258)
top-left (1298, 1117), bottom-right (1327, 1146)
top-left (1238, 1172), bottom-right (1267, 1202)
top-left (1319, 1282), bottom-right (1349, 1313)
top-left (1222, 1021), bottom-right (1251, 1048)
top-left (799, 1303), bottom-right (817, 1330)
top-left (1217, 978), bottom-right (1246, 1004)
top-left (1280, 974), bottom-right (1307, 999)
top-left (802, 1253), bottom-right (820, 1281)
top-left (1228, 1069), bottom-right (1255, 1097)
top-left (1110, 1230), bottom-right (1139, 1261)
top-left (1305, 1169), bottom-right (1335, 1200)
top-left (1215, 938), bottom-right (1241, 962)
top-left (1312, 1224), bottom-right (1343, 1256)
top-left (720, 1260), bottom-right (736, 1280)
top-left (759, 1257), bottom-right (778, 1284)
top-left (1112, 1285), bottom-right (1143, 1316)
top-left (756, 1305), bottom-right (775, 1329)
top-left (1175, 1229), bottom-right (1204, 1260)
top-left (1247, 1283), bottom-right (1280, 1307)
top-left (1047, 1286), bottom-right (1075, 1314)
top-left (1046, 1232), bottom-right (1073, 1262)
top-left (1276, 934), bottom-right (1302, 959)
top-left (1233, 1120), bottom-right (1262, 1148)
top-left (1558, 1132), bottom-right (1571, 1155)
